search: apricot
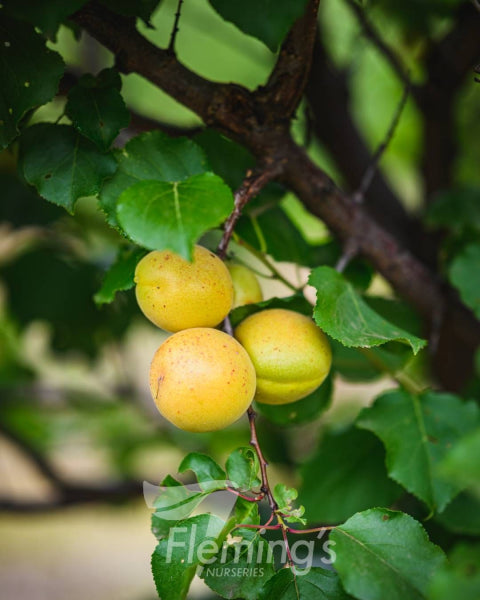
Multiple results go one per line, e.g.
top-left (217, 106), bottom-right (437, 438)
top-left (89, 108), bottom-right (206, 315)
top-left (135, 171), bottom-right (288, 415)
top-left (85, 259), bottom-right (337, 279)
top-left (149, 328), bottom-right (256, 432)
top-left (234, 308), bottom-right (331, 405)
top-left (135, 245), bottom-right (234, 332)
top-left (227, 263), bottom-right (263, 308)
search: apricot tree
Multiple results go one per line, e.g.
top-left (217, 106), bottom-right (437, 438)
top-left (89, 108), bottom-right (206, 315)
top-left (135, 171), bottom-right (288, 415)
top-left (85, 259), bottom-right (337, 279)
top-left (0, 1), bottom-right (480, 599)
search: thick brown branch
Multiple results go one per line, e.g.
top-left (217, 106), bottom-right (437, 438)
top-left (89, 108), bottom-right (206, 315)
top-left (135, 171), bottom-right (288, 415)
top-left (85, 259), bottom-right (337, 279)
top-left (280, 138), bottom-right (480, 358)
top-left (73, 2), bottom-right (259, 143)
top-left (417, 2), bottom-right (480, 199)
top-left (59, 70), bottom-right (201, 140)
top-left (306, 34), bottom-right (437, 264)
top-left (256, 0), bottom-right (320, 120)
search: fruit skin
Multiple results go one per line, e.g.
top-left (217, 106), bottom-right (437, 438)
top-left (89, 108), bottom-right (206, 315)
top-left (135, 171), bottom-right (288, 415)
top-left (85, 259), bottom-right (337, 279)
top-left (149, 328), bottom-right (256, 432)
top-left (135, 245), bottom-right (234, 332)
top-left (234, 308), bottom-right (331, 405)
top-left (227, 263), bottom-right (263, 308)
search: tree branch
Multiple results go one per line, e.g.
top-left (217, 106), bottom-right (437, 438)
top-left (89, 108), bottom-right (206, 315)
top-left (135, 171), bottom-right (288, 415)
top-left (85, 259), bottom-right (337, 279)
top-left (217, 163), bottom-right (283, 259)
top-left (0, 481), bottom-right (141, 513)
top-left (0, 423), bottom-right (142, 512)
top-left (306, 33), bottom-right (439, 266)
top-left (417, 2), bottom-right (480, 199)
top-left (72, 1), bottom-right (480, 388)
top-left (352, 80), bottom-right (410, 204)
top-left (256, 0), bottom-right (320, 120)
top-left (345, 0), bottom-right (413, 93)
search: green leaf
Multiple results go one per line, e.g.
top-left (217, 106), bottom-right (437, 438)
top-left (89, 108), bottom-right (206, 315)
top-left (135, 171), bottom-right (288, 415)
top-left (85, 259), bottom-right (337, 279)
top-left (428, 543), bottom-right (480, 600)
top-left (299, 428), bottom-right (402, 524)
top-left (273, 483), bottom-right (306, 525)
top-left (233, 496), bottom-right (261, 526)
top-left (331, 509), bottom-right (446, 600)
top-left (309, 267), bottom-right (426, 353)
top-left (94, 247), bottom-right (147, 305)
top-left (151, 513), bottom-right (224, 600)
top-left (99, 131), bottom-right (209, 228)
top-left (2, 0), bottom-right (88, 38)
top-left (151, 475), bottom-right (207, 528)
top-left (0, 246), bottom-right (136, 356)
top-left (207, 0), bottom-right (309, 51)
top-left (0, 15), bottom-right (64, 148)
top-left (256, 373), bottom-right (332, 426)
top-left (357, 389), bottom-right (480, 512)
top-left (449, 243), bottom-right (480, 319)
top-left (226, 447), bottom-right (261, 490)
top-left (65, 68), bottom-right (130, 151)
top-left (426, 187), bottom-right (480, 234)
top-left (201, 528), bottom-right (275, 600)
top-left (438, 428), bottom-right (480, 498)
top-left (19, 123), bottom-right (117, 213)
top-left (435, 492), bottom-right (480, 536)
top-left (260, 567), bottom-right (351, 600)
top-left (116, 174), bottom-right (233, 259)
top-left (179, 452), bottom-right (227, 492)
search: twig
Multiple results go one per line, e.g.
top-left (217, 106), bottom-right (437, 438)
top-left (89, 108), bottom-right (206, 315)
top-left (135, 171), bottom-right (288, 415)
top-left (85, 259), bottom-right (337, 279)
top-left (345, 0), bottom-right (411, 90)
top-left (247, 406), bottom-right (278, 512)
top-left (471, 0), bottom-right (480, 14)
top-left (352, 80), bottom-right (410, 204)
top-left (217, 164), bottom-right (282, 259)
top-left (226, 487), bottom-right (265, 502)
top-left (168, 0), bottom-right (184, 54)
top-left (335, 238), bottom-right (358, 273)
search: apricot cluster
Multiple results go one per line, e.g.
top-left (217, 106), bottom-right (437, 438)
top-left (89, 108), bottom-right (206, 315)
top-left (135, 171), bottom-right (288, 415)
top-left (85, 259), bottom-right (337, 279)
top-left (135, 245), bottom-right (331, 432)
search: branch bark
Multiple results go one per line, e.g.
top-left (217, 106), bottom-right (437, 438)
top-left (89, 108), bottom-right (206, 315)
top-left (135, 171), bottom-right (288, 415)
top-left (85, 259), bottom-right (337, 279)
top-left (417, 2), bottom-right (480, 199)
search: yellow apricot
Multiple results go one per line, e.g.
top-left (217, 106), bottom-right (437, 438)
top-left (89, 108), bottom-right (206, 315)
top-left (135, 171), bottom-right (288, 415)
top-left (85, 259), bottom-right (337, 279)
top-left (227, 263), bottom-right (263, 308)
top-left (149, 328), bottom-right (256, 432)
top-left (135, 245), bottom-right (234, 332)
top-left (234, 308), bottom-right (331, 405)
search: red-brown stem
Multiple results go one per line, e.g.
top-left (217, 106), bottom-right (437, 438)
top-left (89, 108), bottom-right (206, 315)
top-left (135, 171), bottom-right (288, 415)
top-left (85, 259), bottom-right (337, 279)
top-left (234, 523), bottom-right (281, 531)
top-left (217, 164), bottom-right (282, 260)
top-left (247, 406), bottom-right (279, 512)
top-left (226, 486), bottom-right (265, 502)
top-left (281, 526), bottom-right (295, 568)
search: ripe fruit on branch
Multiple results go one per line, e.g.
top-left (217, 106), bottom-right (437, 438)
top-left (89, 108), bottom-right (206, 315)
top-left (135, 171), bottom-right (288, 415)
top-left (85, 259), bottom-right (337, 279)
top-left (234, 308), bottom-right (331, 405)
top-left (149, 328), bottom-right (256, 432)
top-left (227, 263), bottom-right (263, 308)
top-left (135, 245), bottom-right (234, 332)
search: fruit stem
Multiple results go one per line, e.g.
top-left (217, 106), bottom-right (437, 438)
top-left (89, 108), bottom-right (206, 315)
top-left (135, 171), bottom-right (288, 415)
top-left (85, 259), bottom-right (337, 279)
top-left (217, 164), bottom-right (282, 259)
